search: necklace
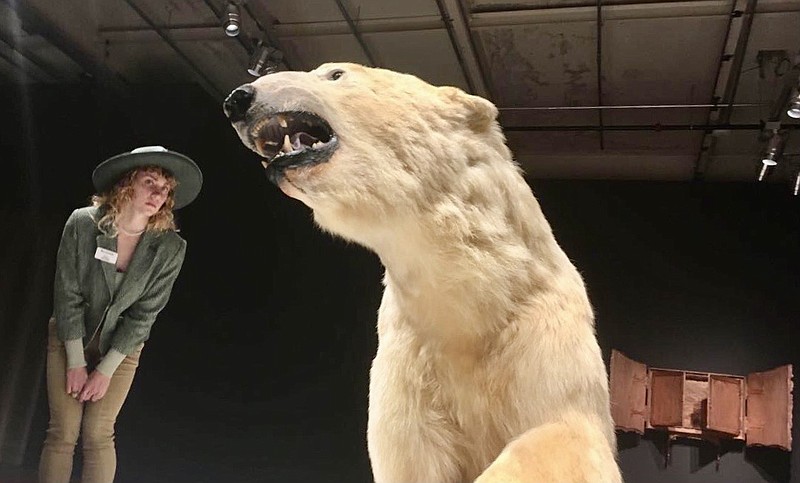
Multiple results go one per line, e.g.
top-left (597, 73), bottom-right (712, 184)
top-left (118, 224), bottom-right (146, 236)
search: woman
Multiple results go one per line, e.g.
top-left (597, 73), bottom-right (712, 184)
top-left (39, 146), bottom-right (202, 483)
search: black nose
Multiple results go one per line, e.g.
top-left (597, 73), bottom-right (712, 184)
top-left (223, 85), bottom-right (255, 122)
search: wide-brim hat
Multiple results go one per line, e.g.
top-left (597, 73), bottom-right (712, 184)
top-left (92, 146), bottom-right (203, 210)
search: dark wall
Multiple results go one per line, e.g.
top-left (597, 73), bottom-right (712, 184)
top-left (534, 180), bottom-right (799, 483)
top-left (2, 85), bottom-right (798, 483)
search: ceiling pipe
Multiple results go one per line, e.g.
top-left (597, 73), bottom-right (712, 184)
top-left (471, 0), bottom-right (742, 14)
top-left (470, 0), bottom-right (800, 26)
top-left (500, 103), bottom-right (762, 111)
top-left (121, 0), bottom-right (224, 100)
top-left (503, 123), bottom-right (800, 132)
top-left (273, 17), bottom-right (442, 37)
top-left (333, 0), bottom-right (377, 67)
top-left (596, 0), bottom-right (605, 149)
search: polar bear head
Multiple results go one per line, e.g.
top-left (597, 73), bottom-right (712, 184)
top-left (224, 63), bottom-right (509, 244)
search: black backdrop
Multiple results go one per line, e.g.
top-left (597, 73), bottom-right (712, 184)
top-left (1, 83), bottom-right (798, 483)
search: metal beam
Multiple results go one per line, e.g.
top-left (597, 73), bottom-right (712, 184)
top-left (0, 29), bottom-right (61, 81)
top-left (719, 0), bottom-right (758, 123)
top-left (0, 46), bottom-right (32, 82)
top-left (767, 54), bottom-right (800, 121)
top-left (121, 0), bottom-right (224, 100)
top-left (435, 0), bottom-right (489, 98)
top-left (692, 0), bottom-right (757, 180)
top-left (0, 39), bottom-right (49, 81)
top-left (2, 0), bottom-right (128, 93)
top-left (333, 0), bottom-right (377, 67)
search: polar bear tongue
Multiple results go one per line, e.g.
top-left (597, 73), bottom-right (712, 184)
top-left (291, 132), bottom-right (319, 150)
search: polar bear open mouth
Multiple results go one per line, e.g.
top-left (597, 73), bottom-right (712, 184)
top-left (249, 111), bottom-right (338, 170)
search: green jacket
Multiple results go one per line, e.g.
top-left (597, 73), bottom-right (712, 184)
top-left (53, 206), bottom-right (186, 356)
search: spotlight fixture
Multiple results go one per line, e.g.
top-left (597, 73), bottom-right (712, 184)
top-left (223, 2), bottom-right (241, 37)
top-left (788, 90), bottom-right (800, 119)
top-left (761, 130), bottom-right (783, 165)
top-left (758, 164), bottom-right (770, 182)
top-left (758, 129), bottom-right (784, 181)
top-left (793, 171), bottom-right (800, 196)
top-left (248, 41), bottom-right (283, 77)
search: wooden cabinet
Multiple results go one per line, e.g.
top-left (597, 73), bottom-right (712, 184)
top-left (610, 350), bottom-right (793, 451)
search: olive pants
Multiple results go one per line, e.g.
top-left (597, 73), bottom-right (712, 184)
top-left (39, 319), bottom-right (142, 483)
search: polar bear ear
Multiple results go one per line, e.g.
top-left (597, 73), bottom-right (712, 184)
top-left (438, 86), bottom-right (498, 132)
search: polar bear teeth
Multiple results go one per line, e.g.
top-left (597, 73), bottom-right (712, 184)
top-left (251, 111), bottom-right (335, 161)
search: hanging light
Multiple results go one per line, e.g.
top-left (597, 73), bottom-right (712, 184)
top-left (761, 131), bottom-right (782, 165)
top-left (248, 41), bottom-right (282, 77)
top-left (758, 130), bottom-right (784, 181)
top-left (223, 2), bottom-right (241, 37)
top-left (788, 90), bottom-right (800, 119)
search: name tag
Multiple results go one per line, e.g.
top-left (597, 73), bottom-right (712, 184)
top-left (94, 247), bottom-right (118, 264)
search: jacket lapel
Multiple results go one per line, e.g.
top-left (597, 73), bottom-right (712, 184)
top-left (116, 231), bottom-right (157, 302)
top-left (96, 234), bottom-right (118, 296)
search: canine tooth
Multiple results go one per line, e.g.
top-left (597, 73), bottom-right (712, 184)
top-left (282, 134), bottom-right (292, 153)
top-left (312, 141), bottom-right (323, 149)
top-left (261, 161), bottom-right (269, 169)
top-left (278, 116), bottom-right (288, 128)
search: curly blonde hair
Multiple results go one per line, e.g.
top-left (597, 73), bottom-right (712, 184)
top-left (92, 166), bottom-right (179, 236)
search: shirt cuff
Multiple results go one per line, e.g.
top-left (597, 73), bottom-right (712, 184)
top-left (64, 339), bottom-right (87, 369)
top-left (95, 349), bottom-right (127, 377)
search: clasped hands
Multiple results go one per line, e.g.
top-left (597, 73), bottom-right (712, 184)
top-left (66, 367), bottom-right (111, 402)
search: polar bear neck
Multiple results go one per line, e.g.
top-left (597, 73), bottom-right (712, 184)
top-left (361, 171), bottom-right (590, 346)
top-left (307, 123), bottom-right (592, 346)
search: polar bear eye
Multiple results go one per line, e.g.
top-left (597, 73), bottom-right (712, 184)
top-left (327, 69), bottom-right (345, 81)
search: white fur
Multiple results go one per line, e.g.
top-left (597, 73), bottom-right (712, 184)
top-left (239, 63), bottom-right (622, 483)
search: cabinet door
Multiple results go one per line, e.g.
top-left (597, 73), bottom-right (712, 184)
top-left (746, 364), bottom-right (793, 450)
top-left (707, 375), bottom-right (743, 435)
top-left (649, 370), bottom-right (684, 427)
top-left (610, 350), bottom-right (647, 433)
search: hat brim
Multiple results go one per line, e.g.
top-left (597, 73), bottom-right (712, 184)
top-left (92, 150), bottom-right (203, 210)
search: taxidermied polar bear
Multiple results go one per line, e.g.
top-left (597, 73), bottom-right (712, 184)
top-left (224, 63), bottom-right (622, 483)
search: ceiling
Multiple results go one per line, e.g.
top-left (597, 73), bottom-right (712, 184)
top-left (2, 0), bottom-right (800, 182)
